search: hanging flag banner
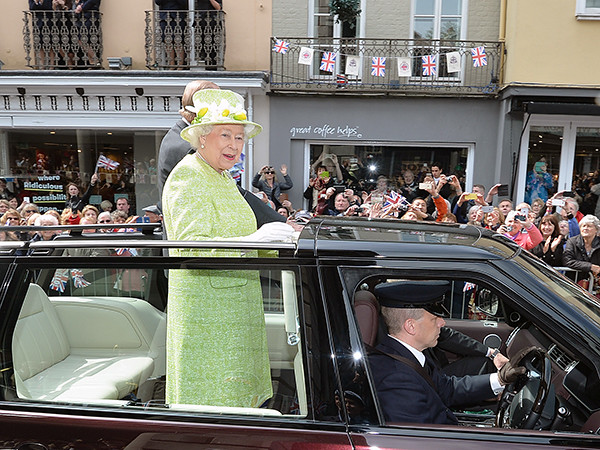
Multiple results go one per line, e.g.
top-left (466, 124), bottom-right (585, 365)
top-left (298, 47), bottom-right (314, 65)
top-left (345, 56), bottom-right (360, 76)
top-left (272, 39), bottom-right (290, 54)
top-left (397, 57), bottom-right (412, 77)
top-left (446, 51), bottom-right (461, 73)
top-left (471, 46), bottom-right (488, 67)
top-left (371, 57), bottom-right (386, 77)
top-left (320, 51), bottom-right (337, 72)
top-left (422, 55), bottom-right (437, 77)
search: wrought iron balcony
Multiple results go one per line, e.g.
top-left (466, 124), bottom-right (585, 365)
top-left (23, 10), bottom-right (103, 69)
top-left (144, 10), bottom-right (225, 70)
top-left (270, 38), bottom-right (503, 96)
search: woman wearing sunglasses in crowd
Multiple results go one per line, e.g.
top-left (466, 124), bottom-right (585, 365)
top-left (252, 164), bottom-right (293, 210)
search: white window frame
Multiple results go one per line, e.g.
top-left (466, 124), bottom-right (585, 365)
top-left (516, 114), bottom-right (600, 202)
top-left (307, 0), bottom-right (366, 79)
top-left (409, 0), bottom-right (469, 82)
top-left (576, 0), bottom-right (600, 20)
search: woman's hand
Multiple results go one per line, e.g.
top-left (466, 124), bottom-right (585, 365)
top-left (551, 235), bottom-right (563, 252)
top-left (91, 173), bottom-right (98, 185)
top-left (280, 164), bottom-right (287, 176)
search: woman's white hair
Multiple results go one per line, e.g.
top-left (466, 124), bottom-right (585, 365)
top-left (34, 215), bottom-right (58, 226)
top-left (579, 214), bottom-right (600, 233)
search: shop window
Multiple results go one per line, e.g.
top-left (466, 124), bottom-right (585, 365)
top-left (524, 126), bottom-right (562, 205)
top-left (308, 143), bottom-right (468, 192)
top-left (5, 129), bottom-right (164, 214)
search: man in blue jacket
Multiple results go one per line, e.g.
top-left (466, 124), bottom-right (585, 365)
top-left (369, 280), bottom-right (525, 425)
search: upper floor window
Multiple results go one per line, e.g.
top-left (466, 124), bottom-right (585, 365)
top-left (412, 0), bottom-right (464, 40)
top-left (310, 0), bottom-right (363, 39)
top-left (576, 0), bottom-right (600, 20)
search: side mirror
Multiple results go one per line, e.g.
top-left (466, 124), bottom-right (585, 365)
top-left (476, 288), bottom-right (500, 317)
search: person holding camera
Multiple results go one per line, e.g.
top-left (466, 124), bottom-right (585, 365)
top-left (252, 164), bottom-right (293, 210)
top-left (498, 210), bottom-right (543, 250)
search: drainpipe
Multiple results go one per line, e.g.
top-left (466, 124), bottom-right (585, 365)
top-left (246, 92), bottom-right (254, 191)
top-left (499, 0), bottom-right (507, 85)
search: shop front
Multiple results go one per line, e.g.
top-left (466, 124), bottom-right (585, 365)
top-left (0, 73), bottom-right (269, 216)
top-left (501, 87), bottom-right (600, 215)
top-left (268, 95), bottom-right (504, 210)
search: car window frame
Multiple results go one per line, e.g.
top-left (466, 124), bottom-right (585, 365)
top-left (0, 250), bottom-right (347, 431)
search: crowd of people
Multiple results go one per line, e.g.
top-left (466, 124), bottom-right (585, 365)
top-left (255, 159), bottom-right (599, 290)
top-left (0, 175), bottom-right (160, 243)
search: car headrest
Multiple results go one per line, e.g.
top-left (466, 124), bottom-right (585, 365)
top-left (353, 290), bottom-right (379, 347)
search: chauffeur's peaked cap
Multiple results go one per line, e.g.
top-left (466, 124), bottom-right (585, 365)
top-left (374, 280), bottom-right (450, 317)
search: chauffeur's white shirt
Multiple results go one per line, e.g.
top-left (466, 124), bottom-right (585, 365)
top-left (388, 334), bottom-right (504, 394)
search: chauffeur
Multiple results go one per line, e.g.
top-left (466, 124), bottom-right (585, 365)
top-left (369, 280), bottom-right (526, 425)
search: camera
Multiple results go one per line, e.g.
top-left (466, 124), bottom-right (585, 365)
top-left (448, 175), bottom-right (455, 182)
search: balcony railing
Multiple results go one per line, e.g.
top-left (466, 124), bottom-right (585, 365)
top-left (144, 10), bottom-right (225, 70)
top-left (270, 38), bottom-right (503, 96)
top-left (23, 10), bottom-right (103, 69)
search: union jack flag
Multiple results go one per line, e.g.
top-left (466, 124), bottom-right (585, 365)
top-left (97, 155), bottom-right (120, 170)
top-left (320, 52), bottom-right (337, 73)
top-left (422, 55), bottom-right (437, 76)
top-left (71, 269), bottom-right (91, 288)
top-left (383, 190), bottom-right (409, 209)
top-left (272, 39), bottom-right (289, 54)
top-left (371, 57), bottom-right (386, 77)
top-left (116, 247), bottom-right (138, 257)
top-left (471, 46), bottom-right (487, 67)
top-left (50, 269), bottom-right (69, 293)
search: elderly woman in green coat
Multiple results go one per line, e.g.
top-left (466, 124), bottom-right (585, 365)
top-left (162, 88), bottom-right (293, 408)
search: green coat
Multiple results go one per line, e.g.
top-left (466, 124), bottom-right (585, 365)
top-left (162, 154), bottom-right (272, 408)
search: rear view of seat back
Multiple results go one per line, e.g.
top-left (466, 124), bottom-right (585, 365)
top-left (353, 290), bottom-right (379, 347)
top-left (12, 284), bottom-right (70, 382)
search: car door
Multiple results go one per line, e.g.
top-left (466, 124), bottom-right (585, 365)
top-left (321, 259), bottom-right (600, 448)
top-left (0, 245), bottom-right (353, 449)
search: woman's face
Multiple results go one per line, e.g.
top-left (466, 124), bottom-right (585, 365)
top-left (580, 222), bottom-right (598, 239)
top-left (8, 198), bottom-right (18, 209)
top-left (264, 167), bottom-right (275, 179)
top-left (486, 210), bottom-right (500, 225)
top-left (200, 125), bottom-right (246, 173)
top-left (531, 201), bottom-right (543, 214)
top-left (559, 221), bottom-right (569, 236)
top-left (84, 209), bottom-right (97, 222)
top-left (68, 185), bottom-right (79, 196)
top-left (540, 220), bottom-right (555, 236)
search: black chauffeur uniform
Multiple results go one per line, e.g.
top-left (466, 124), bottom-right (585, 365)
top-left (368, 280), bottom-right (496, 425)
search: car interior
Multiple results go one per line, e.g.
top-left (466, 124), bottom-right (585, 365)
top-left (352, 276), bottom-right (600, 433)
top-left (9, 262), bottom-right (308, 418)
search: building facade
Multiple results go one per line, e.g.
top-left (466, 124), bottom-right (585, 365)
top-left (500, 0), bottom-right (600, 209)
top-left (270, 0), bottom-right (505, 209)
top-left (0, 0), bottom-right (272, 214)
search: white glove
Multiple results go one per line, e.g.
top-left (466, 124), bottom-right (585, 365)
top-left (246, 222), bottom-right (295, 242)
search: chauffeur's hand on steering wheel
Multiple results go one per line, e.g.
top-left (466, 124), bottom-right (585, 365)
top-left (498, 347), bottom-right (529, 385)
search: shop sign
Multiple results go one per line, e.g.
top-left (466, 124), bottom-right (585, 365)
top-left (21, 175), bottom-right (66, 213)
top-left (290, 123), bottom-right (363, 139)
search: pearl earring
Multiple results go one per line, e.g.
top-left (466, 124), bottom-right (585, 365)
top-left (201, 144), bottom-right (205, 149)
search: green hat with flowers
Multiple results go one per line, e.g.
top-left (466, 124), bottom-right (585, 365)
top-left (180, 89), bottom-right (262, 142)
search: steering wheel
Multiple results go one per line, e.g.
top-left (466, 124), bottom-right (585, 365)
top-left (495, 347), bottom-right (552, 429)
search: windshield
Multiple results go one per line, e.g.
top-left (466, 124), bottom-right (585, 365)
top-left (516, 250), bottom-right (600, 328)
